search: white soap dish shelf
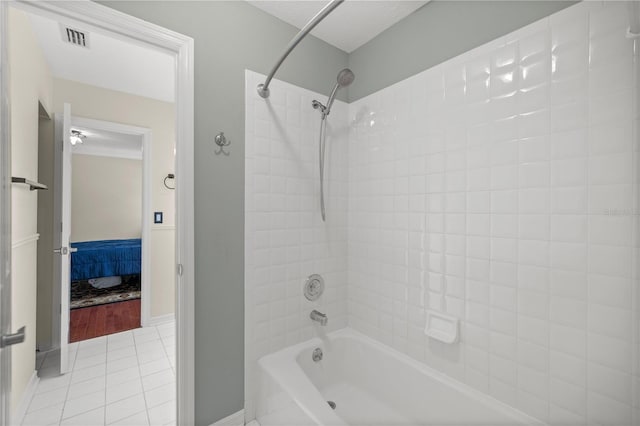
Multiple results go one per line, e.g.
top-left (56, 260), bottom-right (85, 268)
top-left (424, 310), bottom-right (459, 344)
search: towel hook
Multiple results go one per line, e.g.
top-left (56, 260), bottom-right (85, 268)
top-left (214, 132), bottom-right (230, 156)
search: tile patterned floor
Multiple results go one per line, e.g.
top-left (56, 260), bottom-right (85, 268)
top-left (25, 322), bottom-right (175, 426)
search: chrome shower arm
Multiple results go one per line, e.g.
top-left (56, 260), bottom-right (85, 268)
top-left (257, 0), bottom-right (344, 99)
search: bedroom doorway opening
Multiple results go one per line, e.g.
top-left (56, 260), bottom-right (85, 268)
top-left (65, 119), bottom-right (149, 343)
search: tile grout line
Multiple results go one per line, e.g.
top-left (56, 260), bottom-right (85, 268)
top-left (58, 342), bottom-right (79, 425)
top-left (135, 328), bottom-right (155, 426)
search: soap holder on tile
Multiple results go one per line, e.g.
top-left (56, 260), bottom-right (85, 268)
top-left (424, 310), bottom-right (459, 344)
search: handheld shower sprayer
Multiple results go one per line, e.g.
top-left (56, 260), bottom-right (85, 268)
top-left (313, 68), bottom-right (355, 221)
top-left (312, 68), bottom-right (355, 118)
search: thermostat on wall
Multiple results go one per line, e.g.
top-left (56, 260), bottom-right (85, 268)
top-left (154, 212), bottom-right (163, 224)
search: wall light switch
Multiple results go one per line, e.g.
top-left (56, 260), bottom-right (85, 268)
top-left (154, 212), bottom-right (163, 224)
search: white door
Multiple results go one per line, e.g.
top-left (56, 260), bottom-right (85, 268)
top-left (54, 103), bottom-right (72, 374)
top-left (0, 68), bottom-right (11, 426)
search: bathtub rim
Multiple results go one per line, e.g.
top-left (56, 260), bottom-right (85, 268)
top-left (258, 327), bottom-right (547, 426)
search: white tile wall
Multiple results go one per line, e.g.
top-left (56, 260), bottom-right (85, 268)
top-left (246, 2), bottom-right (639, 425)
top-left (348, 2), bottom-right (638, 425)
top-left (244, 71), bottom-right (349, 420)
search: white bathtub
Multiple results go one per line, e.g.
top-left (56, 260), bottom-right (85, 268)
top-left (255, 328), bottom-right (545, 426)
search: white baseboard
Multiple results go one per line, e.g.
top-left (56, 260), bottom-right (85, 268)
top-left (210, 409), bottom-right (245, 426)
top-left (143, 313), bottom-right (175, 327)
top-left (13, 371), bottom-right (39, 425)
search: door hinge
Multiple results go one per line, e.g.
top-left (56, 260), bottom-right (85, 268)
top-left (177, 264), bottom-right (183, 277)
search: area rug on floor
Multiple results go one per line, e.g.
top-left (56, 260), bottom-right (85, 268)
top-left (70, 274), bottom-right (141, 309)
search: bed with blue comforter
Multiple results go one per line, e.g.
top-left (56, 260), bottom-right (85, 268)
top-left (70, 239), bottom-right (141, 281)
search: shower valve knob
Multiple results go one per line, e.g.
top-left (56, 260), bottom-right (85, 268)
top-left (304, 274), bottom-right (325, 301)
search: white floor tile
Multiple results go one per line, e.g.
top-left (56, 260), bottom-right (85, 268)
top-left (139, 359), bottom-right (170, 377)
top-left (36, 374), bottom-right (71, 394)
top-left (62, 389), bottom-right (105, 419)
top-left (156, 324), bottom-right (174, 337)
top-left (105, 393), bottom-right (146, 424)
top-left (141, 369), bottom-right (174, 392)
top-left (106, 367), bottom-right (141, 387)
top-left (71, 365), bottom-right (105, 384)
top-left (107, 346), bottom-right (137, 362)
top-left (67, 375), bottom-right (106, 401)
top-left (73, 353), bottom-right (106, 371)
top-left (26, 322), bottom-right (176, 426)
top-left (144, 383), bottom-right (175, 409)
top-left (158, 330), bottom-right (176, 341)
top-left (137, 350), bottom-right (166, 365)
top-left (107, 410), bottom-right (149, 426)
top-left (162, 344), bottom-right (175, 358)
top-left (107, 355), bottom-right (139, 374)
top-left (108, 330), bottom-right (134, 342)
top-left (60, 407), bottom-right (105, 426)
top-left (78, 336), bottom-right (107, 350)
top-left (147, 401), bottom-right (175, 425)
top-left (136, 340), bottom-right (163, 353)
top-left (21, 403), bottom-right (63, 425)
top-left (107, 334), bottom-right (135, 352)
top-left (133, 326), bottom-right (157, 335)
top-left (134, 333), bottom-right (160, 345)
top-left (106, 377), bottom-right (143, 405)
top-left (133, 328), bottom-right (158, 339)
top-left (27, 388), bottom-right (68, 413)
top-left (76, 344), bottom-right (108, 359)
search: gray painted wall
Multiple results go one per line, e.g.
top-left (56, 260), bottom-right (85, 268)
top-left (97, 2), bottom-right (348, 424)
top-left (98, 1), bottom-right (580, 424)
top-left (348, 0), bottom-right (578, 101)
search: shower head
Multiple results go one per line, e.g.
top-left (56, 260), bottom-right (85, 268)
top-left (336, 68), bottom-right (355, 87)
top-left (324, 68), bottom-right (355, 115)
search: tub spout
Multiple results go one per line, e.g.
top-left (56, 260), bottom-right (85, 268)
top-left (310, 310), bottom-right (328, 326)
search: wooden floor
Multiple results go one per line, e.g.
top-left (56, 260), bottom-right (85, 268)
top-left (69, 299), bottom-right (141, 343)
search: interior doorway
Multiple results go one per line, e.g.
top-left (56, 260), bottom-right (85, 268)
top-left (0, 2), bottom-right (194, 425)
top-left (64, 119), bottom-right (150, 343)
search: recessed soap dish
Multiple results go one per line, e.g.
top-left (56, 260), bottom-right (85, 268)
top-left (424, 310), bottom-right (459, 344)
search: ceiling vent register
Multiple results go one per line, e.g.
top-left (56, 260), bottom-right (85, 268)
top-left (61, 25), bottom-right (89, 48)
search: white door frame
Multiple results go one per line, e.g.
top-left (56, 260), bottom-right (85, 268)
top-left (0, 3), bottom-right (11, 425)
top-left (67, 117), bottom-right (156, 328)
top-left (55, 103), bottom-right (72, 374)
top-left (0, 1), bottom-right (195, 424)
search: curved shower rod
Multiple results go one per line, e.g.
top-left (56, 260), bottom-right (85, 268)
top-left (257, 0), bottom-right (344, 99)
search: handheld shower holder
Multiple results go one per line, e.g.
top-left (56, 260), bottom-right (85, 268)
top-left (312, 100), bottom-right (328, 117)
